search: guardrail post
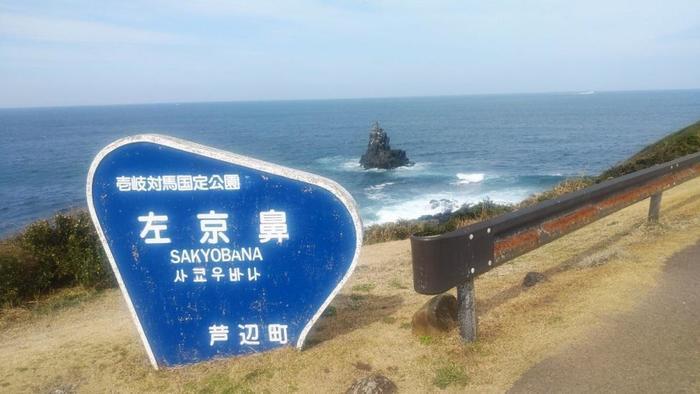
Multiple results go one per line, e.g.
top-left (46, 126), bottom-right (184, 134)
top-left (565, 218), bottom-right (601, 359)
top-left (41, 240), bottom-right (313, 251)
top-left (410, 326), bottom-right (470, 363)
top-left (648, 192), bottom-right (663, 222)
top-left (457, 278), bottom-right (477, 342)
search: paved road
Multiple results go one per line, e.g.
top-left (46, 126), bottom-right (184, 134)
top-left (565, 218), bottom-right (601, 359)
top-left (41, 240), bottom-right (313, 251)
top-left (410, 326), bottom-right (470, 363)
top-left (509, 241), bottom-right (700, 393)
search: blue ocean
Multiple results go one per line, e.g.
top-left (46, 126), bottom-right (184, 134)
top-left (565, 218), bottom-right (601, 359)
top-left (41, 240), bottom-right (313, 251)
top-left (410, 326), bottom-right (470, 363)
top-left (1, 90), bottom-right (699, 237)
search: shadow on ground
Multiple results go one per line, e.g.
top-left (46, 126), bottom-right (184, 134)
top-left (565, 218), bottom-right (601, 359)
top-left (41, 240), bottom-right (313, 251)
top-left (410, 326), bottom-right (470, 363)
top-left (479, 224), bottom-right (635, 315)
top-left (304, 293), bottom-right (404, 348)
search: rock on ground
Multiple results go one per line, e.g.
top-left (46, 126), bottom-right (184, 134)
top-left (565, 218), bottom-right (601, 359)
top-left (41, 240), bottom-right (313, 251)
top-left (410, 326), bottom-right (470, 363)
top-left (522, 272), bottom-right (547, 288)
top-left (346, 374), bottom-right (398, 394)
top-left (411, 293), bottom-right (458, 336)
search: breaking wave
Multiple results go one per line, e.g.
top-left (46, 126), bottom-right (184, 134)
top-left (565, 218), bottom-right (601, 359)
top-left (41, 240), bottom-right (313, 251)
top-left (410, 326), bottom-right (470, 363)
top-left (315, 155), bottom-right (432, 175)
top-left (454, 173), bottom-right (485, 184)
top-left (363, 189), bottom-right (530, 225)
top-left (363, 182), bottom-right (396, 201)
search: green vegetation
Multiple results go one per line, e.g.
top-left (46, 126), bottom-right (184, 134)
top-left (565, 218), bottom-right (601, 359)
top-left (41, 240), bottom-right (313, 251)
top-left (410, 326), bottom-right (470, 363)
top-left (518, 177), bottom-right (596, 207)
top-left (181, 367), bottom-right (274, 393)
top-left (599, 121), bottom-right (700, 180)
top-left (381, 316), bottom-right (397, 324)
top-left (184, 373), bottom-right (252, 394)
top-left (351, 283), bottom-right (376, 292)
top-left (363, 200), bottom-right (513, 245)
top-left (0, 211), bottom-right (114, 308)
top-left (349, 293), bottom-right (366, 302)
top-left (389, 277), bottom-right (408, 289)
top-left (433, 363), bottom-right (469, 389)
top-left (322, 306), bottom-right (337, 317)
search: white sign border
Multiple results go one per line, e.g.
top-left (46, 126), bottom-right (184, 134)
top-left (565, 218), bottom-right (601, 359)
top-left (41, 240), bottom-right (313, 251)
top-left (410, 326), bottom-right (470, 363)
top-left (86, 134), bottom-right (363, 369)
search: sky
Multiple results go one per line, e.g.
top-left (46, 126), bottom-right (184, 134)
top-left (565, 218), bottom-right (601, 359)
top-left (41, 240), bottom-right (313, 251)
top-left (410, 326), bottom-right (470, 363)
top-left (1, 0), bottom-right (699, 108)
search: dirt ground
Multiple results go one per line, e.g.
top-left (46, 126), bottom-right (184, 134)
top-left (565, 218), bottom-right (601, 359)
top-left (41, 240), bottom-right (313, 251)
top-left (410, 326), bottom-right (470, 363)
top-left (1, 177), bottom-right (700, 393)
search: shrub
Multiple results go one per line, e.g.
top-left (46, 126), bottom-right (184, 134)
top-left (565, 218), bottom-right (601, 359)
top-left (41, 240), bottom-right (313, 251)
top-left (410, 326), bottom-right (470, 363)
top-left (0, 211), bottom-right (114, 308)
top-left (433, 363), bottom-right (469, 389)
top-left (363, 200), bottom-right (513, 244)
top-left (20, 211), bottom-right (114, 289)
top-left (0, 242), bottom-right (43, 307)
top-left (518, 177), bottom-right (596, 207)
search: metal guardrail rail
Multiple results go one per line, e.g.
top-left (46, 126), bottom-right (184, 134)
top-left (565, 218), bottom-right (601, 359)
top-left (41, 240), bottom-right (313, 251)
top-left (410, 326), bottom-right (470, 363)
top-left (410, 151), bottom-right (700, 341)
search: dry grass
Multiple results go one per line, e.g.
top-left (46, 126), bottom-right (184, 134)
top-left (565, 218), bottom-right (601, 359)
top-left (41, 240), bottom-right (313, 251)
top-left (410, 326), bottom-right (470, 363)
top-left (2, 178), bottom-right (700, 393)
top-left (518, 177), bottom-right (595, 207)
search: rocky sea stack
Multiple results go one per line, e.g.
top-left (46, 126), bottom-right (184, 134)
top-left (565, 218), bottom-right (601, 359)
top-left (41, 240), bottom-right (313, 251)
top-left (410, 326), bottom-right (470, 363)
top-left (359, 122), bottom-right (411, 170)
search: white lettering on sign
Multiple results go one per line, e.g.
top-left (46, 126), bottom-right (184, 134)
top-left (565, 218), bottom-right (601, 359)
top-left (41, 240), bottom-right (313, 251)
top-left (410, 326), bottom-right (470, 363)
top-left (247, 267), bottom-right (261, 281)
top-left (171, 266), bottom-right (262, 284)
top-left (224, 174), bottom-right (240, 190)
top-left (132, 176), bottom-right (147, 191)
top-left (173, 269), bottom-right (188, 283)
top-left (193, 175), bottom-right (208, 190)
top-left (268, 324), bottom-right (288, 344)
top-left (209, 175), bottom-right (225, 190)
top-left (163, 175), bottom-right (177, 190)
top-left (238, 324), bottom-right (260, 345)
top-left (146, 176), bottom-right (162, 191)
top-left (177, 175), bottom-right (193, 191)
top-left (211, 266), bottom-right (225, 282)
top-left (116, 176), bottom-right (132, 191)
top-left (169, 247), bottom-right (263, 263)
top-left (209, 324), bottom-right (229, 346)
top-left (259, 210), bottom-right (289, 244)
top-left (137, 212), bottom-right (171, 244)
top-left (197, 210), bottom-right (230, 244)
top-left (193, 267), bottom-right (207, 282)
top-left (229, 267), bottom-right (243, 282)
top-left (207, 323), bottom-right (289, 347)
top-left (115, 174), bottom-right (240, 192)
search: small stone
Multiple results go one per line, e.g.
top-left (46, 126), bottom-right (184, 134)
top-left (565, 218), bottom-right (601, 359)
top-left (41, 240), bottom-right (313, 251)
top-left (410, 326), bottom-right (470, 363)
top-left (48, 385), bottom-right (76, 394)
top-left (346, 374), bottom-right (398, 394)
top-left (354, 361), bottom-right (372, 371)
top-left (523, 272), bottom-right (547, 288)
top-left (411, 293), bottom-right (458, 336)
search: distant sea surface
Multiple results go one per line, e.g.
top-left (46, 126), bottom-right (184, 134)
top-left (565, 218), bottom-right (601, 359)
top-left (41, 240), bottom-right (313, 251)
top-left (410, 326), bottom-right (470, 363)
top-left (1, 90), bottom-right (699, 237)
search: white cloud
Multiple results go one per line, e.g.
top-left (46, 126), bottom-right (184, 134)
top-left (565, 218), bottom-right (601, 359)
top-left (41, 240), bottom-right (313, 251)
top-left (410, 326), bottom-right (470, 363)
top-left (0, 12), bottom-right (184, 45)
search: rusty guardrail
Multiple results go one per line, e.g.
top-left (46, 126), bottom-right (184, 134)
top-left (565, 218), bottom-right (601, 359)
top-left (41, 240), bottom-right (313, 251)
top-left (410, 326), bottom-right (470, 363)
top-left (410, 151), bottom-right (700, 341)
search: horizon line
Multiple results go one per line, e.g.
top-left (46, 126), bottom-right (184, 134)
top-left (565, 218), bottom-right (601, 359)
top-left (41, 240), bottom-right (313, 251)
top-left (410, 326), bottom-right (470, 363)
top-left (2, 87), bottom-right (699, 111)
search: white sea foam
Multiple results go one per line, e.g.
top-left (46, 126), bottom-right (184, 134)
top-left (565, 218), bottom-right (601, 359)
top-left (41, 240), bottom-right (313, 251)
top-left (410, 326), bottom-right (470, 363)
top-left (363, 182), bottom-right (396, 201)
top-left (395, 162), bottom-right (430, 171)
top-left (365, 189), bottom-right (532, 225)
top-left (454, 173), bottom-right (485, 184)
top-left (341, 159), bottom-right (364, 172)
top-left (365, 182), bottom-right (395, 191)
top-left (316, 155), bottom-right (432, 175)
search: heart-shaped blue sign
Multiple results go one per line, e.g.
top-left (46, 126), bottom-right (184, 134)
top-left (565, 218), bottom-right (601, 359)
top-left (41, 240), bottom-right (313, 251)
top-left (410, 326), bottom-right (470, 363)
top-left (87, 135), bottom-right (362, 368)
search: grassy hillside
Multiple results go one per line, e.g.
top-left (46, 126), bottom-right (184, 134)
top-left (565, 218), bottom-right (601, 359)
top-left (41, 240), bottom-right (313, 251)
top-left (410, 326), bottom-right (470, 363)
top-left (599, 121), bottom-right (700, 180)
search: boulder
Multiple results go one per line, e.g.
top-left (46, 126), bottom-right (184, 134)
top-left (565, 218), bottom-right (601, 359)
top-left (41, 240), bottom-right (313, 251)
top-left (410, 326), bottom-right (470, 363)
top-left (411, 293), bottom-right (458, 336)
top-left (360, 122), bottom-right (411, 170)
top-left (346, 374), bottom-right (398, 394)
